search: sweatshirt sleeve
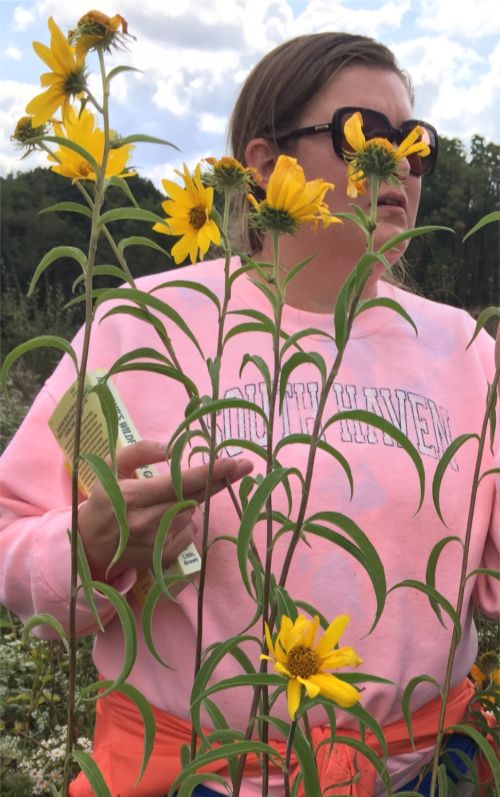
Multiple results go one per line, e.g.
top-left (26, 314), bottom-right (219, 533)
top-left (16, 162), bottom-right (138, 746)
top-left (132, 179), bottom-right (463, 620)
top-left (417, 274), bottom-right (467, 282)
top-left (0, 364), bottom-right (137, 638)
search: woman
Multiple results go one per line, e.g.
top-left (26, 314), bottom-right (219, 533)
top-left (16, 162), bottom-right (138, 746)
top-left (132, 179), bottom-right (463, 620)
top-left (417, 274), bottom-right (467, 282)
top-left (1, 32), bottom-right (498, 797)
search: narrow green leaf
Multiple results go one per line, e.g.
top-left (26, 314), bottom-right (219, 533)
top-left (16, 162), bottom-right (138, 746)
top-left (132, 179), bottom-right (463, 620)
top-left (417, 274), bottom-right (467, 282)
top-left (274, 434), bottom-right (353, 499)
top-left (294, 600), bottom-right (330, 630)
top-left (106, 176), bottom-right (139, 207)
top-left (119, 133), bottom-right (180, 149)
top-left (238, 468), bottom-right (291, 595)
top-left (466, 306), bottom-right (500, 349)
top-left (355, 297), bottom-right (418, 335)
top-left (446, 723), bottom-right (500, 793)
top-left (432, 434), bottom-right (479, 524)
top-left (334, 269), bottom-right (356, 350)
top-left (107, 346), bottom-right (172, 370)
top-left (282, 254), bottom-right (315, 289)
top-left (28, 246), bottom-right (88, 295)
top-left (240, 354), bottom-right (272, 396)
top-left (39, 201), bottom-right (93, 218)
top-left (21, 613), bottom-right (68, 648)
top-left (88, 382), bottom-right (119, 469)
top-left (81, 454), bottom-right (129, 572)
top-left (280, 327), bottom-right (334, 357)
top-left (87, 582), bottom-right (137, 694)
top-left (322, 734), bottom-right (391, 789)
top-left (76, 533), bottom-right (105, 633)
top-left (248, 276), bottom-right (281, 313)
top-left (465, 567), bottom-right (500, 583)
top-left (141, 581), bottom-right (175, 669)
top-left (41, 135), bottom-right (100, 174)
top-left (265, 715), bottom-right (321, 797)
top-left (89, 679), bottom-right (156, 786)
top-left (118, 235), bottom-right (170, 257)
top-left (169, 430), bottom-right (195, 501)
top-left (388, 580), bottom-right (461, 639)
top-left (279, 352), bottom-right (326, 412)
top-left (168, 741), bottom-right (282, 797)
top-left (462, 211), bottom-right (500, 242)
top-left (378, 225), bottom-right (454, 254)
top-left (437, 762), bottom-right (449, 797)
top-left (72, 750), bottom-right (112, 797)
top-left (99, 305), bottom-right (172, 350)
top-left (190, 635), bottom-right (259, 740)
top-left (72, 265), bottom-right (130, 293)
top-left (176, 773), bottom-right (232, 797)
top-left (107, 65), bottom-right (142, 82)
top-left (401, 674), bottom-right (442, 748)
top-left (94, 287), bottom-right (204, 356)
top-left (425, 536), bottom-right (462, 622)
top-left (303, 515), bottom-right (386, 633)
top-left (324, 409), bottom-right (425, 511)
top-left (1, 337), bottom-right (78, 397)
top-left (274, 585), bottom-right (298, 624)
top-left (152, 501), bottom-right (198, 597)
top-left (98, 207), bottom-right (164, 227)
top-left (224, 321), bottom-right (274, 345)
top-left (152, 279), bottom-right (221, 315)
top-left (342, 701), bottom-right (389, 761)
top-left (167, 398), bottom-right (269, 455)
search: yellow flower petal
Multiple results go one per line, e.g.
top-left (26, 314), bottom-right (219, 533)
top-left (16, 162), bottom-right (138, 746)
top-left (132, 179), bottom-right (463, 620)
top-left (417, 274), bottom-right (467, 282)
top-left (308, 673), bottom-right (361, 708)
top-left (286, 678), bottom-right (302, 720)
top-left (320, 646), bottom-right (363, 670)
top-left (298, 676), bottom-right (321, 699)
top-left (343, 112), bottom-right (366, 152)
top-left (315, 614), bottom-right (350, 659)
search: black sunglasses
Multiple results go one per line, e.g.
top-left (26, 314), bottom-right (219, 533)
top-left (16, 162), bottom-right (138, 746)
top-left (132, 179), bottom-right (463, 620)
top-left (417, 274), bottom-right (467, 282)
top-left (275, 106), bottom-right (439, 177)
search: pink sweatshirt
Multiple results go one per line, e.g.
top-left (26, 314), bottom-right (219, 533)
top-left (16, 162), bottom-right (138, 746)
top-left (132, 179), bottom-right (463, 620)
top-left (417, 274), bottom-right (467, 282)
top-left (1, 258), bottom-right (498, 794)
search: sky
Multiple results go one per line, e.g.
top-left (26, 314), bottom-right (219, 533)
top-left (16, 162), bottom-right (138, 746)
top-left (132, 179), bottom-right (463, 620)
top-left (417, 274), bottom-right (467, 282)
top-left (1, 0), bottom-right (499, 189)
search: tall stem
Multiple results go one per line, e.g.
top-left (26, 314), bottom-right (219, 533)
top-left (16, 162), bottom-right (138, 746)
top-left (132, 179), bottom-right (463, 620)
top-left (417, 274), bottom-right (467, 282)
top-left (62, 48), bottom-right (111, 796)
top-left (428, 363), bottom-right (500, 797)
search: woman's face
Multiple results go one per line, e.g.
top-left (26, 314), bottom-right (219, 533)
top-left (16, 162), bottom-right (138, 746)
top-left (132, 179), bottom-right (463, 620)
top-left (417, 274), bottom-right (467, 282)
top-left (290, 65), bottom-right (422, 265)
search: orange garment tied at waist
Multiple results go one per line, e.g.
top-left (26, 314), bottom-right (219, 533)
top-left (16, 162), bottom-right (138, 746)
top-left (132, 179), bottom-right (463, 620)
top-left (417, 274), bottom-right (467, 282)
top-left (70, 677), bottom-right (492, 797)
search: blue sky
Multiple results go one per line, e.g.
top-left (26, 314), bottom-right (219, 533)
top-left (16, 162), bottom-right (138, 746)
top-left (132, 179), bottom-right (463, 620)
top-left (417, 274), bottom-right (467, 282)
top-left (1, 0), bottom-right (499, 188)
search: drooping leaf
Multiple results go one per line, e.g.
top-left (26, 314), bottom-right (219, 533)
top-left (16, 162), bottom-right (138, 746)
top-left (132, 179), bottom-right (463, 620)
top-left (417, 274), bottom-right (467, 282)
top-left (432, 434), bottom-right (479, 525)
top-left (465, 306), bottom-right (500, 349)
top-left (425, 536), bottom-right (463, 622)
top-left (98, 207), bottom-right (164, 227)
top-left (141, 581), bottom-right (175, 669)
top-left (324, 409), bottom-right (425, 511)
top-left (355, 297), bottom-right (418, 336)
top-left (39, 201), bottom-right (93, 218)
top-left (86, 581), bottom-right (137, 695)
top-left (280, 327), bottom-right (334, 357)
top-left (118, 235), bottom-right (170, 258)
top-left (2, 337), bottom-right (78, 397)
top-left (378, 225), bottom-right (454, 254)
top-left (72, 750), bottom-right (112, 797)
top-left (94, 287), bottom-right (204, 356)
top-left (76, 533), bottom-right (105, 633)
top-left (87, 381), bottom-right (119, 470)
top-left (237, 468), bottom-right (291, 595)
top-left (119, 133), bottom-right (179, 149)
top-left (106, 176), bottom-right (139, 207)
top-left (21, 613), bottom-right (68, 648)
top-left (462, 211), bottom-right (500, 242)
top-left (152, 279), bottom-right (221, 315)
top-left (152, 501), bottom-right (198, 597)
top-left (388, 580), bottom-right (461, 640)
top-left (279, 352), bottom-right (327, 411)
top-left (446, 723), bottom-right (500, 794)
top-left (265, 715), bottom-right (321, 797)
top-left (81, 454), bottom-right (128, 572)
top-left (41, 135), bottom-right (100, 175)
top-left (274, 434), bottom-right (353, 498)
top-left (28, 246), bottom-right (88, 295)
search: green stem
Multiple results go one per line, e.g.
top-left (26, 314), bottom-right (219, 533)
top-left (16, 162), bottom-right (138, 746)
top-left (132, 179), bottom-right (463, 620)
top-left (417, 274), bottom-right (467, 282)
top-left (284, 719), bottom-right (297, 797)
top-left (428, 362), bottom-right (500, 797)
top-left (62, 46), bottom-right (111, 796)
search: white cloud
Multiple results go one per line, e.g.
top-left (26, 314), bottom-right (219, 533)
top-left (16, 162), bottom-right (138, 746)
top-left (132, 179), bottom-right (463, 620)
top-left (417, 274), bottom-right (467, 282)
top-left (290, 0), bottom-right (412, 38)
top-left (199, 113), bottom-right (227, 134)
top-left (416, 0), bottom-right (500, 39)
top-left (12, 6), bottom-right (35, 32)
top-left (5, 47), bottom-right (23, 61)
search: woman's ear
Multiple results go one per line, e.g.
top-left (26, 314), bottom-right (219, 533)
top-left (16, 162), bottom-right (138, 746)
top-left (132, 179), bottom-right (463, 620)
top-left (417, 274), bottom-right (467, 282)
top-left (244, 137), bottom-right (277, 191)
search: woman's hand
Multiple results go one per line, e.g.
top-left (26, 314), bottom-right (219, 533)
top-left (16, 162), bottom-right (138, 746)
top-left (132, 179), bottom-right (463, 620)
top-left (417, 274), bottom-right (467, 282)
top-left (78, 440), bottom-right (253, 580)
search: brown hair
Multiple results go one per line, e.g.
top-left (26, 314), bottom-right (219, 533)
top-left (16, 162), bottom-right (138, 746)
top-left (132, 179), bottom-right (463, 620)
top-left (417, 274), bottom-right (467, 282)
top-left (228, 32), bottom-right (413, 252)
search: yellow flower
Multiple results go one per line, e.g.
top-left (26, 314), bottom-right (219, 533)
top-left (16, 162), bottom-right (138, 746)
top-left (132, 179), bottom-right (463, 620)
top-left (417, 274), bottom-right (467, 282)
top-left (470, 652), bottom-right (500, 703)
top-left (26, 17), bottom-right (87, 128)
top-left (47, 105), bottom-right (135, 183)
top-left (248, 154), bottom-right (339, 234)
top-left (153, 164), bottom-right (221, 265)
top-left (204, 156), bottom-right (259, 192)
top-left (68, 11), bottom-right (132, 58)
top-left (262, 614), bottom-right (362, 719)
top-left (11, 116), bottom-right (47, 151)
top-left (343, 112), bottom-right (431, 197)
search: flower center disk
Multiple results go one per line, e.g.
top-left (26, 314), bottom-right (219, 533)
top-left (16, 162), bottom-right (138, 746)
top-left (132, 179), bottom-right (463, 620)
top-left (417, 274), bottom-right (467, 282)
top-left (287, 646), bottom-right (320, 678)
top-left (188, 205), bottom-right (207, 230)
